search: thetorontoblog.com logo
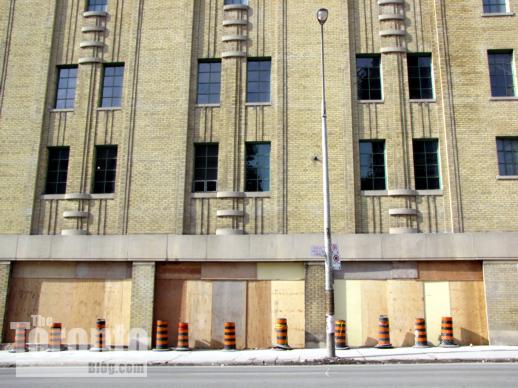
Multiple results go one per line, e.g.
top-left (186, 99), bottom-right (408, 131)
top-left (88, 362), bottom-right (147, 377)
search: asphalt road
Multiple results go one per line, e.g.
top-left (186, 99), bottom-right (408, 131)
top-left (0, 364), bottom-right (517, 387)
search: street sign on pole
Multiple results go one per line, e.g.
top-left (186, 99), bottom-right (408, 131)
top-left (331, 244), bottom-right (341, 270)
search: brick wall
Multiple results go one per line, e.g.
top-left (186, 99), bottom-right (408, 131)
top-left (484, 261), bottom-right (518, 345)
top-left (304, 263), bottom-right (325, 348)
top-left (129, 262), bottom-right (155, 349)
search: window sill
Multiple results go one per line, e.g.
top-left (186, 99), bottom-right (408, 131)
top-left (50, 108), bottom-right (74, 113)
top-left (41, 194), bottom-right (66, 200)
top-left (497, 175), bottom-right (518, 180)
top-left (97, 107), bottom-right (122, 111)
top-left (416, 189), bottom-right (443, 196)
top-left (490, 96), bottom-right (518, 101)
top-left (90, 193), bottom-right (115, 200)
top-left (409, 99), bottom-right (436, 103)
top-left (191, 192), bottom-right (217, 198)
top-left (482, 12), bottom-right (515, 17)
top-left (358, 100), bottom-right (384, 104)
top-left (245, 192), bottom-right (271, 198)
top-left (361, 190), bottom-right (388, 197)
top-left (195, 104), bottom-right (220, 108)
top-left (245, 102), bottom-right (272, 107)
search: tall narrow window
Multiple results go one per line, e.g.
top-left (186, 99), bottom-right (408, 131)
top-left (87, 0), bottom-right (108, 12)
top-left (413, 139), bottom-right (440, 190)
top-left (359, 140), bottom-right (386, 190)
top-left (247, 59), bottom-right (271, 103)
top-left (356, 55), bottom-right (382, 100)
top-left (488, 50), bottom-right (515, 97)
top-left (245, 143), bottom-right (270, 192)
top-left (193, 144), bottom-right (218, 192)
top-left (101, 64), bottom-right (124, 107)
top-left (407, 54), bottom-right (433, 99)
top-left (197, 60), bottom-right (221, 105)
top-left (497, 137), bottom-right (518, 176)
top-left (55, 66), bottom-right (77, 109)
top-left (483, 0), bottom-right (507, 13)
top-left (45, 147), bottom-right (70, 195)
top-left (93, 145), bottom-right (117, 194)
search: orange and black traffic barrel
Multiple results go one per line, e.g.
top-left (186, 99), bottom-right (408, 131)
top-left (335, 320), bottom-right (349, 350)
top-left (154, 320), bottom-right (170, 351)
top-left (223, 322), bottom-right (236, 351)
top-left (440, 316), bottom-right (458, 347)
top-left (48, 322), bottom-right (63, 352)
top-left (90, 318), bottom-right (108, 352)
top-left (375, 315), bottom-right (393, 349)
top-left (413, 318), bottom-right (430, 348)
top-left (176, 322), bottom-right (190, 351)
top-left (9, 322), bottom-right (29, 353)
top-left (274, 318), bottom-right (291, 350)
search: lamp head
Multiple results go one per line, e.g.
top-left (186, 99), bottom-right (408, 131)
top-left (317, 8), bottom-right (328, 25)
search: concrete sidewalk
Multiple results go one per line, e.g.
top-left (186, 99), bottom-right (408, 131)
top-left (1, 346), bottom-right (518, 367)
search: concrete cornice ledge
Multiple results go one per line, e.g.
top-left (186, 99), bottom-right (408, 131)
top-left (1, 232), bottom-right (518, 262)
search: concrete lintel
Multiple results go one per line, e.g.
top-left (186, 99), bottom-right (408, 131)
top-left (3, 232), bottom-right (518, 262)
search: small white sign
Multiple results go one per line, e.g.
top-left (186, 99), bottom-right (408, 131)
top-left (331, 244), bottom-right (341, 270)
top-left (326, 315), bottom-right (335, 334)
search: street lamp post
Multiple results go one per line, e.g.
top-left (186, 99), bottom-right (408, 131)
top-left (317, 7), bottom-right (336, 358)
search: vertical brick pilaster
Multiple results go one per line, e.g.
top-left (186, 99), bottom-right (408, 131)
top-left (484, 261), bottom-right (518, 345)
top-left (129, 262), bottom-right (155, 349)
top-left (0, 262), bottom-right (10, 342)
top-left (304, 262), bottom-right (325, 348)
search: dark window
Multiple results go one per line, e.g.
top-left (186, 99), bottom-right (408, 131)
top-left (359, 140), bottom-right (386, 190)
top-left (101, 64), bottom-right (124, 107)
top-left (224, 0), bottom-right (248, 4)
top-left (497, 137), bottom-right (518, 176)
top-left (45, 147), bottom-right (70, 195)
top-left (55, 66), bottom-right (77, 109)
top-left (93, 145), bottom-right (117, 194)
top-left (247, 59), bottom-right (271, 103)
top-left (197, 60), bottom-right (221, 105)
top-left (245, 143), bottom-right (270, 192)
top-left (87, 0), bottom-right (107, 12)
top-left (193, 144), bottom-right (218, 192)
top-left (488, 51), bottom-right (515, 97)
top-left (483, 0), bottom-right (507, 13)
top-left (356, 55), bottom-right (382, 100)
top-left (407, 54), bottom-right (433, 99)
top-left (413, 139), bottom-right (440, 190)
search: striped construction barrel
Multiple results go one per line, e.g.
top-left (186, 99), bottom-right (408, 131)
top-left (413, 318), bottom-right (429, 348)
top-left (90, 319), bottom-right (108, 352)
top-left (10, 322), bottom-right (29, 353)
top-left (335, 320), bottom-right (349, 350)
top-left (176, 322), bottom-right (190, 351)
top-left (48, 322), bottom-right (62, 352)
top-left (274, 318), bottom-right (291, 350)
top-left (440, 316), bottom-right (458, 347)
top-left (375, 315), bottom-right (393, 349)
top-left (223, 322), bottom-right (236, 351)
top-left (154, 320), bottom-right (170, 351)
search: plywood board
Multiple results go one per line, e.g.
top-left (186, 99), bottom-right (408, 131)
top-left (334, 280), bottom-right (347, 325)
top-left (270, 281), bottom-right (305, 348)
top-left (361, 281), bottom-right (388, 346)
top-left (419, 261), bottom-right (482, 281)
top-left (345, 281), bottom-right (363, 347)
top-left (246, 281), bottom-right (271, 349)
top-left (156, 263), bottom-right (202, 280)
top-left (424, 282), bottom-right (451, 345)
top-left (257, 263), bottom-right (304, 280)
top-left (387, 280), bottom-right (425, 347)
top-left (450, 281), bottom-right (489, 345)
top-left (153, 279), bottom-right (186, 347)
top-left (186, 281), bottom-right (212, 349)
top-left (103, 280), bottom-right (132, 346)
top-left (202, 263), bottom-right (257, 280)
top-left (12, 262), bottom-right (76, 279)
top-left (211, 281), bottom-right (247, 349)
